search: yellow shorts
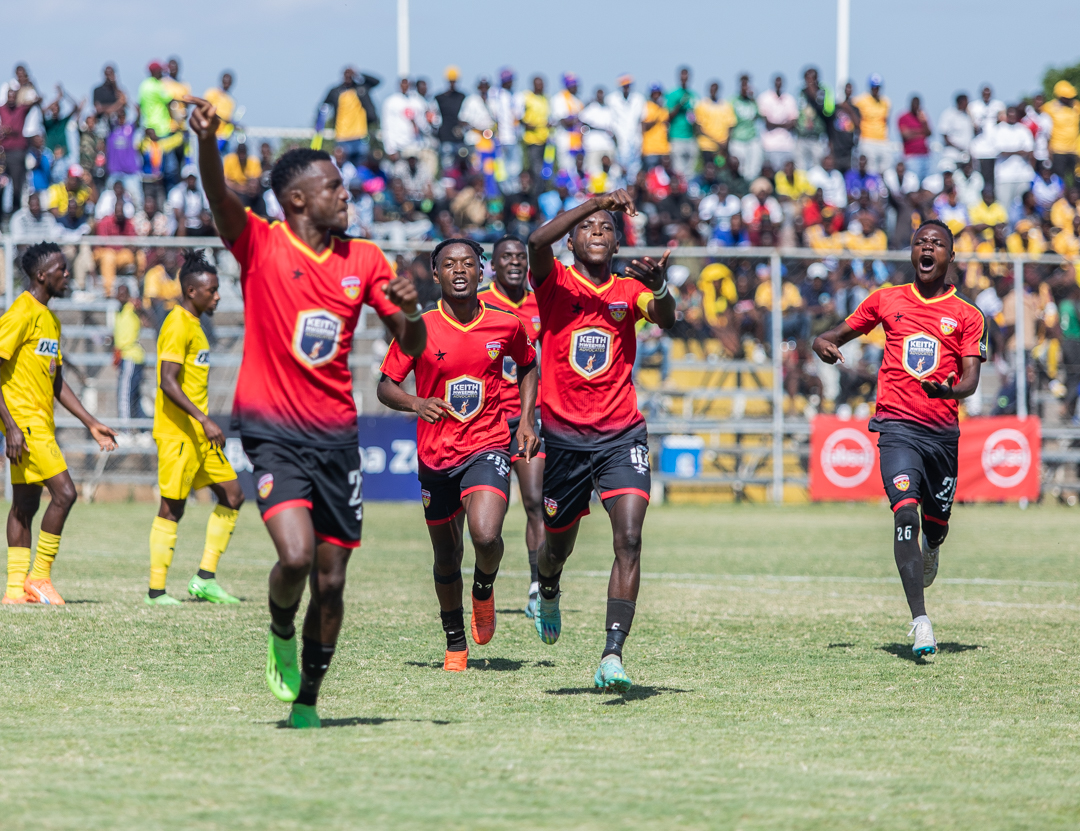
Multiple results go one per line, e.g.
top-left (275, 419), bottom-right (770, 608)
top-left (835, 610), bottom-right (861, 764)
top-left (9, 426), bottom-right (67, 486)
top-left (156, 436), bottom-right (237, 500)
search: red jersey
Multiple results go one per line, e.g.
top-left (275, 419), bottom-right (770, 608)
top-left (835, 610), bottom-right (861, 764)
top-left (529, 259), bottom-right (653, 447)
top-left (380, 300), bottom-right (536, 472)
top-left (228, 211), bottom-right (400, 447)
top-left (846, 282), bottom-right (987, 433)
top-left (478, 282), bottom-right (542, 420)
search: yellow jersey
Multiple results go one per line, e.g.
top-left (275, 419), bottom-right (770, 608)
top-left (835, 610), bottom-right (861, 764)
top-left (695, 99), bottom-right (737, 151)
top-left (204, 87), bottom-right (235, 139)
top-left (522, 92), bottom-right (550, 146)
top-left (642, 102), bottom-right (670, 156)
top-left (154, 306), bottom-right (209, 441)
top-left (0, 292), bottom-right (62, 433)
top-left (1042, 98), bottom-right (1080, 155)
top-left (113, 301), bottom-right (145, 363)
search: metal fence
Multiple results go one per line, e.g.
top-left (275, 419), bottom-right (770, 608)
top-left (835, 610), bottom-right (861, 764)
top-left (0, 232), bottom-right (1072, 503)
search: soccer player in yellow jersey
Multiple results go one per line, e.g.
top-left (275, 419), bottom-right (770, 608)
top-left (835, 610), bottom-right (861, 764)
top-left (0, 243), bottom-right (118, 605)
top-left (147, 251), bottom-right (244, 605)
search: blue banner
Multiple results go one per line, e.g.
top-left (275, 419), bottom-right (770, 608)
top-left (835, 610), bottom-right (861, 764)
top-left (220, 415), bottom-right (421, 502)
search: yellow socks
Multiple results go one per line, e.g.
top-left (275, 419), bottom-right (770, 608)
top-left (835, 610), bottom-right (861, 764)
top-left (149, 517), bottom-right (178, 591)
top-left (6, 547), bottom-right (31, 598)
top-left (29, 532), bottom-right (61, 581)
top-left (199, 506), bottom-right (239, 576)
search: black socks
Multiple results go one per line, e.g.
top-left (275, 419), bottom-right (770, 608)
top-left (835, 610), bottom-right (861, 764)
top-left (197, 568), bottom-right (215, 580)
top-left (894, 506), bottom-right (926, 619)
top-left (441, 607), bottom-right (467, 652)
top-left (472, 567), bottom-right (498, 601)
top-left (538, 568), bottom-right (562, 600)
top-left (603, 598), bottom-right (636, 658)
top-left (148, 588), bottom-right (166, 599)
top-left (269, 597), bottom-right (300, 640)
top-left (296, 638), bottom-right (335, 706)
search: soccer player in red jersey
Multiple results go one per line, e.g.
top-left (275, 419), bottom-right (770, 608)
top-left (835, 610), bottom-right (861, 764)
top-left (478, 235), bottom-right (546, 617)
top-left (813, 220), bottom-right (987, 657)
top-left (527, 190), bottom-right (675, 691)
top-left (187, 96), bottom-right (426, 728)
top-left (378, 239), bottom-right (539, 671)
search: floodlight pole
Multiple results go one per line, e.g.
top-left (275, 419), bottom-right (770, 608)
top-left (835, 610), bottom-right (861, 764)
top-left (397, 0), bottom-right (410, 79)
top-left (836, 0), bottom-right (850, 92)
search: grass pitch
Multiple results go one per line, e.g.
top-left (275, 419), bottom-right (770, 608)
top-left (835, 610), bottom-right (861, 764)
top-left (1, 500), bottom-right (1079, 830)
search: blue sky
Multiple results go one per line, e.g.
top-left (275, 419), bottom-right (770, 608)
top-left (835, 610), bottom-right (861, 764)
top-left (11, 0), bottom-right (1080, 133)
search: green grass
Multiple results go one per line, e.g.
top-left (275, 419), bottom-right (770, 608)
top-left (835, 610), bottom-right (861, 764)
top-left (2, 500), bottom-right (1080, 830)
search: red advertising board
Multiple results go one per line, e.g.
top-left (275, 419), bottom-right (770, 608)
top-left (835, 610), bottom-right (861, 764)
top-left (809, 416), bottom-right (1041, 503)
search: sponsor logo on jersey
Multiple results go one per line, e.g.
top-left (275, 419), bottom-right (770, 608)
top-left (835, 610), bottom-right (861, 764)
top-left (195, 349), bottom-right (210, 366)
top-left (257, 473), bottom-right (274, 499)
top-left (34, 338), bottom-right (59, 357)
top-left (901, 332), bottom-right (941, 379)
top-left (981, 428), bottom-right (1031, 489)
top-left (569, 327), bottom-right (613, 379)
top-left (502, 355), bottom-right (517, 384)
top-left (341, 275), bottom-right (362, 300)
top-left (893, 474), bottom-right (911, 491)
top-left (939, 316), bottom-right (957, 336)
top-left (608, 301), bottom-right (629, 322)
top-left (421, 488), bottom-right (431, 508)
top-left (445, 375), bottom-right (484, 421)
top-left (486, 341), bottom-right (503, 361)
top-left (820, 428), bottom-right (876, 488)
top-left (531, 315), bottom-right (541, 333)
top-left (293, 309), bottom-right (344, 368)
top-left (544, 497), bottom-right (557, 517)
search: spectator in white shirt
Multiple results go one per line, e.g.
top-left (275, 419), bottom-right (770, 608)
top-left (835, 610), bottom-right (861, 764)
top-left (992, 105), bottom-right (1035, 209)
top-left (1030, 162), bottom-right (1064, 212)
top-left (954, 158), bottom-right (985, 208)
top-left (1023, 94), bottom-right (1053, 163)
top-left (167, 166), bottom-right (211, 236)
top-left (460, 77), bottom-right (497, 143)
top-left (380, 77), bottom-right (420, 160)
top-left (968, 85), bottom-right (1006, 189)
top-left (580, 87), bottom-right (617, 175)
top-left (94, 179), bottom-right (136, 220)
top-left (938, 93), bottom-right (974, 168)
top-left (608, 75), bottom-right (645, 180)
top-left (756, 74), bottom-right (798, 169)
top-left (491, 68), bottom-right (523, 183)
top-left (883, 159), bottom-right (922, 248)
top-left (698, 181), bottom-right (741, 239)
top-left (9, 192), bottom-right (62, 238)
top-left (807, 153), bottom-right (847, 208)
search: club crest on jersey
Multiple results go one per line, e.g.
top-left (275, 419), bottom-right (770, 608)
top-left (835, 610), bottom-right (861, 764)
top-left (258, 474), bottom-right (274, 499)
top-left (544, 497), bottom-right (557, 517)
top-left (341, 275), bottom-right (362, 300)
top-left (608, 301), bottom-right (629, 322)
top-left (486, 341), bottom-right (503, 361)
top-left (502, 356), bottom-right (518, 384)
top-left (195, 349), bottom-right (210, 366)
top-left (421, 489), bottom-right (431, 508)
top-left (445, 375), bottom-right (484, 421)
top-left (893, 474), bottom-right (911, 491)
top-left (569, 327), bottom-right (613, 379)
top-left (293, 309), bottom-right (343, 368)
top-left (901, 332), bottom-right (940, 379)
top-left (531, 315), bottom-right (541, 333)
top-left (939, 316), bottom-right (957, 336)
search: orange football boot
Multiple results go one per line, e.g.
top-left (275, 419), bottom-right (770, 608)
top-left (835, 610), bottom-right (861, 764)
top-left (2, 592), bottom-right (35, 605)
top-left (470, 592), bottom-right (496, 645)
top-left (443, 648), bottom-right (468, 672)
top-left (24, 577), bottom-right (65, 605)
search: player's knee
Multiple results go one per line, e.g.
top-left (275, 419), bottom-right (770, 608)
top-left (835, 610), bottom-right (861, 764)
top-left (613, 528), bottom-right (643, 561)
top-left (51, 480), bottom-right (78, 513)
top-left (894, 505), bottom-right (920, 540)
top-left (318, 567), bottom-right (348, 599)
top-left (470, 527), bottom-right (501, 551)
top-left (225, 488), bottom-right (245, 511)
top-left (278, 548), bottom-right (314, 578)
top-left (925, 520), bottom-right (948, 549)
top-left (520, 489), bottom-right (543, 519)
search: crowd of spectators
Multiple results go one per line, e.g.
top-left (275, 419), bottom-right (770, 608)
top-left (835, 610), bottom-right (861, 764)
top-left (3, 57), bottom-right (1080, 419)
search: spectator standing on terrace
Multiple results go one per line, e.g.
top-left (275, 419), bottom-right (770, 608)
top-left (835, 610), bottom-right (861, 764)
top-left (492, 69), bottom-right (523, 184)
top-left (695, 81), bottom-right (736, 169)
top-left (138, 62), bottom-right (174, 148)
top-left (968, 85), bottom-right (1005, 191)
top-left (105, 108), bottom-right (143, 202)
top-left (898, 96), bottom-right (932, 184)
top-left (641, 85), bottom-right (670, 170)
top-left (1, 88), bottom-right (34, 222)
top-left (318, 67), bottom-right (380, 167)
top-left (831, 83), bottom-right (860, 173)
top-left (223, 141), bottom-right (262, 208)
top-left (665, 67), bottom-right (698, 177)
top-left (113, 282), bottom-right (150, 423)
top-left (520, 75), bottom-right (550, 187)
top-left (757, 74), bottom-right (798, 170)
top-left (42, 85), bottom-right (83, 157)
top-left (163, 58), bottom-right (191, 173)
top-left (796, 68), bottom-right (832, 172)
top-left (580, 87), bottom-right (617, 175)
top-left (1023, 94), bottom-right (1052, 165)
top-left (435, 67), bottom-right (466, 172)
top-left (938, 93), bottom-right (974, 169)
top-left (203, 72), bottom-right (236, 150)
top-left (853, 74), bottom-right (891, 173)
top-left (883, 160), bottom-right (921, 248)
top-left (550, 73), bottom-right (584, 174)
top-left (92, 65), bottom-right (127, 131)
top-left (729, 75), bottom-right (761, 179)
top-left (1042, 81), bottom-right (1079, 186)
top-left (992, 105), bottom-right (1035, 210)
top-left (610, 75), bottom-right (645, 180)
top-left (382, 77), bottom-right (421, 162)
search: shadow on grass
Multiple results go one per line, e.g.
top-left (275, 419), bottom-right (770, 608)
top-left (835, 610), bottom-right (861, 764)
top-left (404, 658), bottom-right (552, 672)
top-left (62, 600), bottom-right (101, 604)
top-left (497, 608), bottom-right (527, 615)
top-left (271, 716), bottom-right (453, 729)
top-left (827, 643), bottom-right (856, 649)
top-left (546, 686), bottom-right (690, 705)
top-left (880, 642), bottom-right (982, 664)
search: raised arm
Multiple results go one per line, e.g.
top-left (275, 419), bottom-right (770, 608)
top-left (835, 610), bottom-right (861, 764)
top-left (378, 272), bottom-right (427, 357)
top-left (184, 95), bottom-right (246, 242)
top-left (527, 190), bottom-right (637, 285)
top-left (159, 361), bottom-right (225, 448)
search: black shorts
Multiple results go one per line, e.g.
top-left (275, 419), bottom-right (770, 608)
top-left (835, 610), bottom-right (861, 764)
top-left (420, 450), bottom-right (511, 526)
top-left (542, 429), bottom-right (651, 532)
top-left (873, 419), bottom-right (958, 527)
top-left (242, 436), bottom-right (363, 548)
top-left (507, 409), bottom-right (545, 463)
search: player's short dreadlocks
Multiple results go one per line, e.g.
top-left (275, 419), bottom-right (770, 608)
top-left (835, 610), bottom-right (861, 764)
top-left (430, 238), bottom-right (486, 272)
top-left (270, 147), bottom-right (332, 199)
top-left (21, 241), bottom-right (62, 279)
top-left (178, 249), bottom-right (218, 292)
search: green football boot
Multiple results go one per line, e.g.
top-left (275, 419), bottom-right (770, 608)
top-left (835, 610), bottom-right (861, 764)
top-left (188, 574), bottom-right (240, 604)
top-left (594, 654), bottom-right (632, 693)
top-left (144, 593), bottom-right (182, 606)
top-left (266, 630), bottom-right (301, 702)
top-left (287, 702), bottom-right (321, 729)
top-left (534, 591), bottom-right (561, 645)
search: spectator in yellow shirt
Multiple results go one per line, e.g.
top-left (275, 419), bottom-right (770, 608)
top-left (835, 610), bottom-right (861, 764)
top-left (1051, 186), bottom-right (1078, 231)
top-left (695, 81), bottom-right (736, 166)
top-left (521, 75), bottom-right (550, 186)
top-left (143, 251), bottom-right (183, 326)
top-left (968, 186), bottom-right (1008, 243)
top-left (843, 212), bottom-right (888, 251)
top-left (1005, 219), bottom-right (1047, 256)
top-left (853, 74), bottom-right (892, 173)
top-left (1042, 80), bottom-right (1079, 185)
top-left (203, 72), bottom-right (236, 149)
top-left (222, 142), bottom-right (262, 206)
top-left (113, 282), bottom-right (151, 422)
top-left (641, 85), bottom-right (670, 168)
top-left (774, 160), bottom-right (815, 201)
top-left (754, 262), bottom-right (809, 342)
